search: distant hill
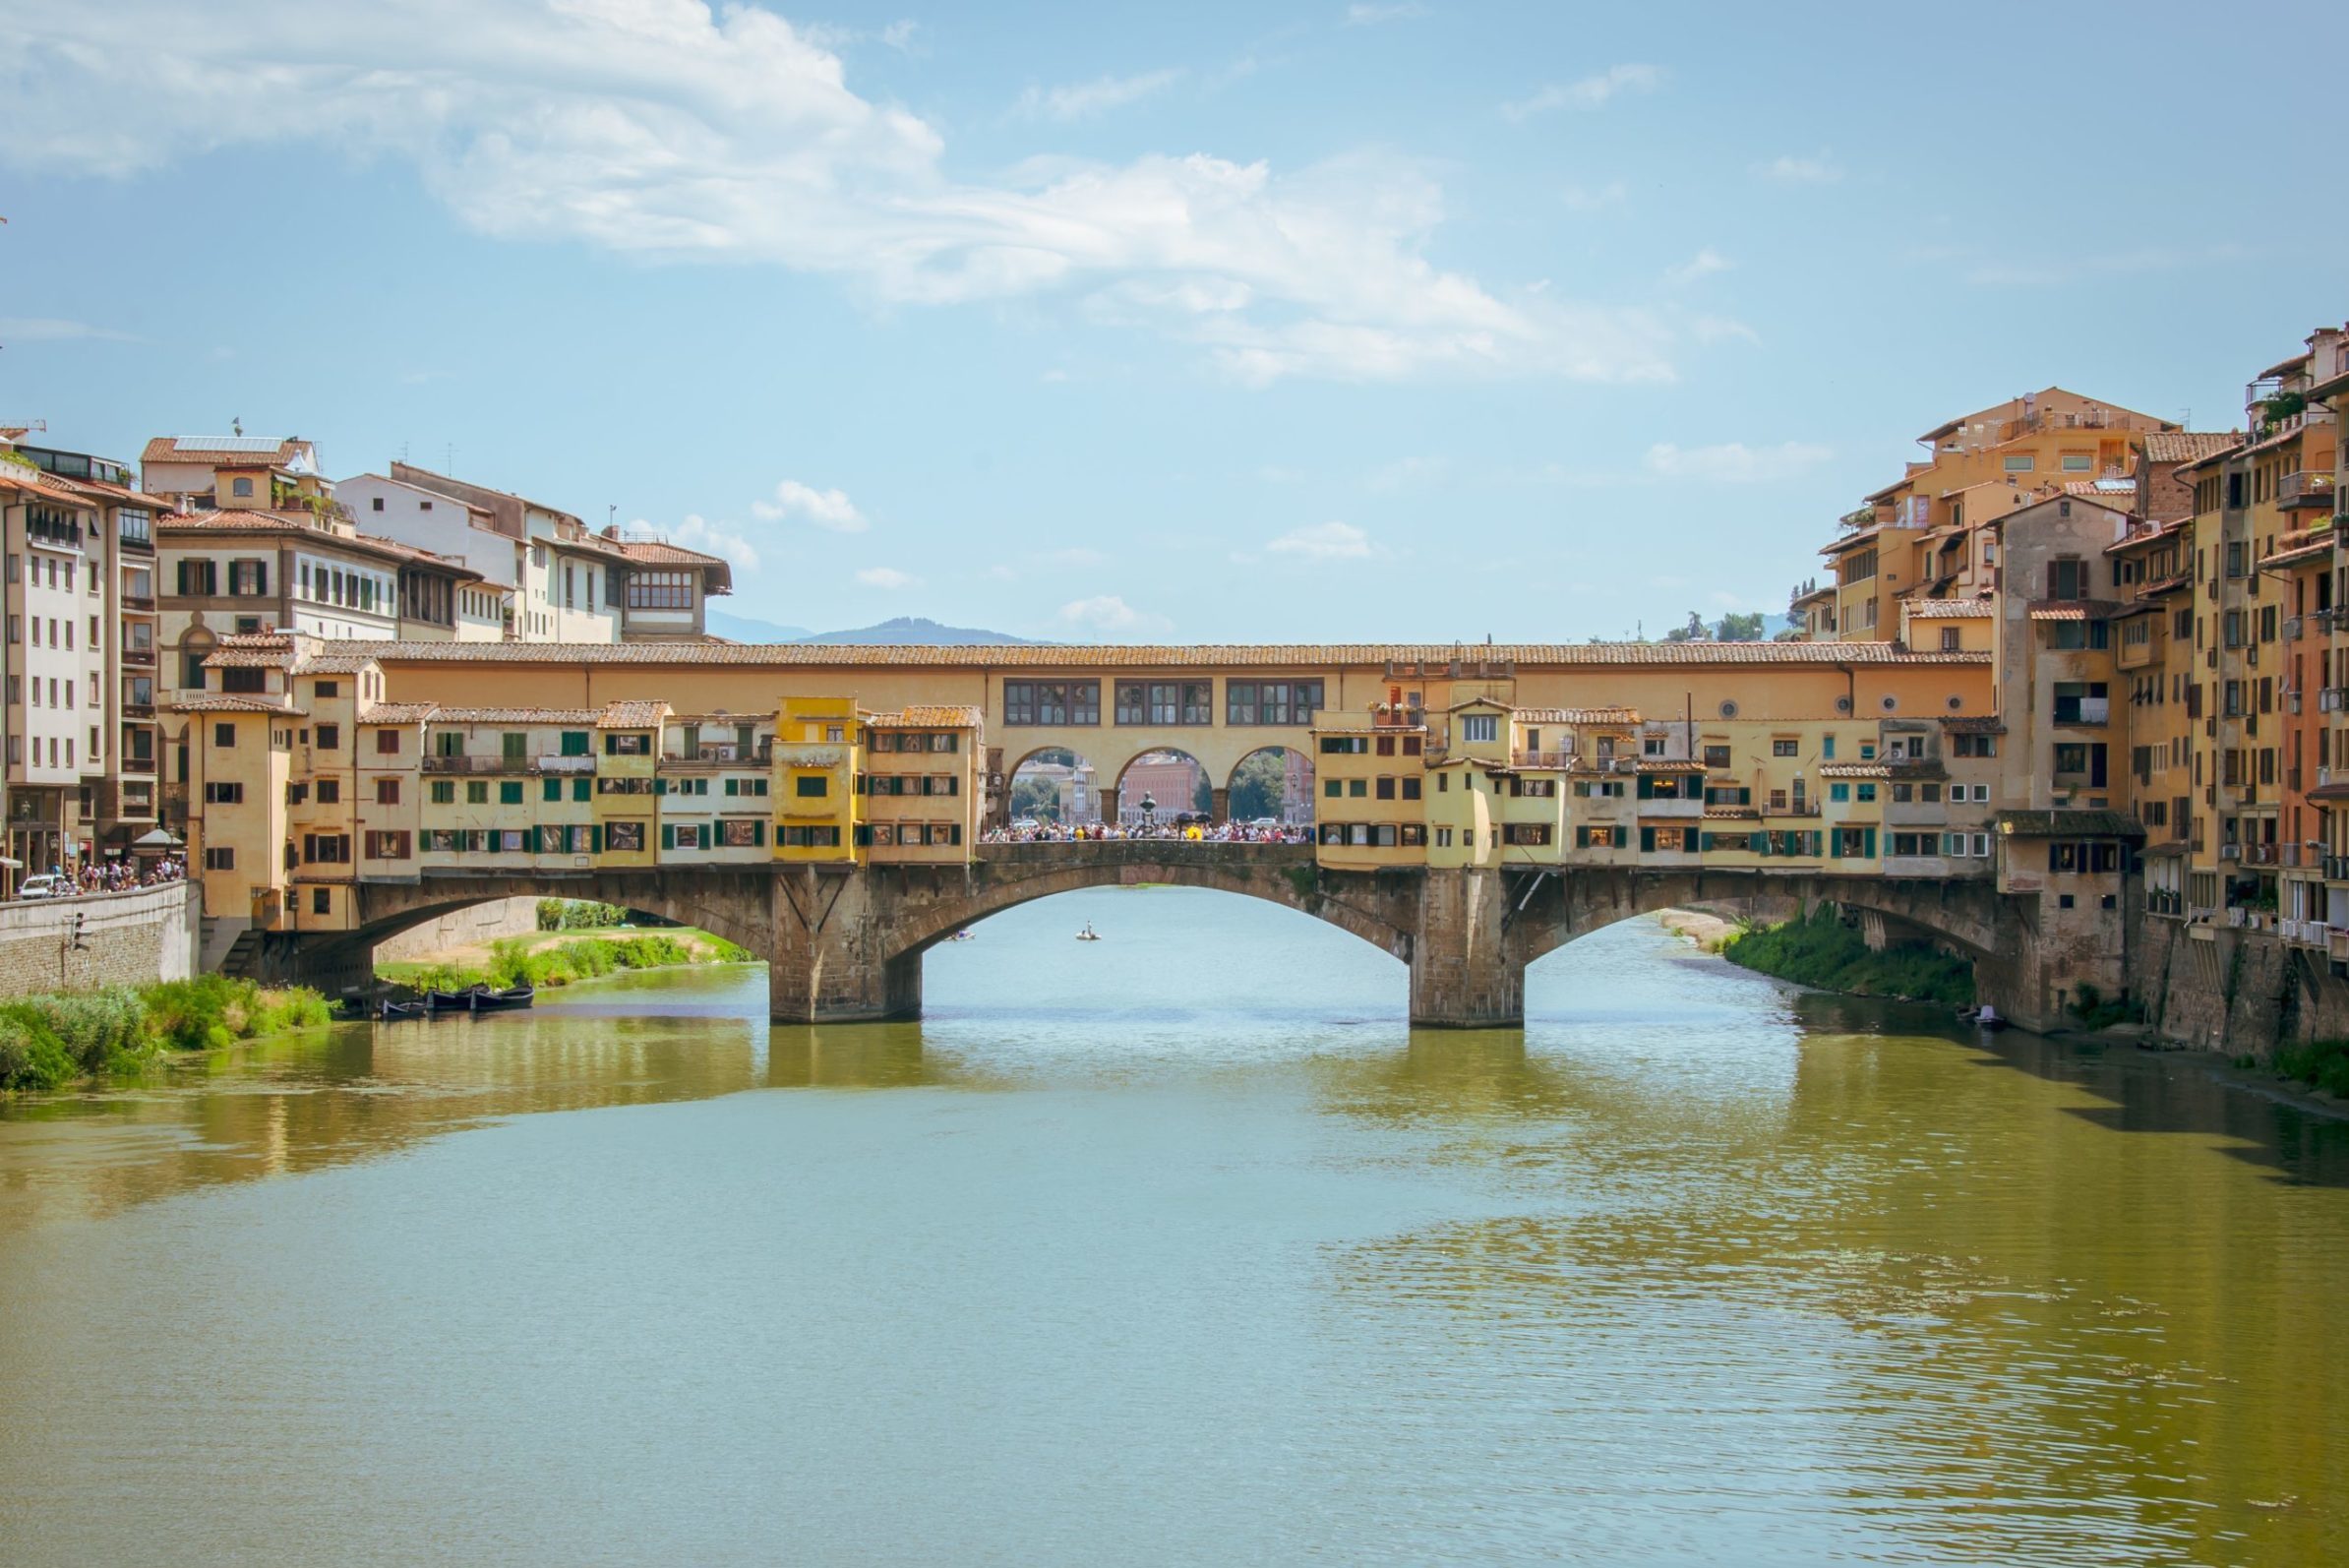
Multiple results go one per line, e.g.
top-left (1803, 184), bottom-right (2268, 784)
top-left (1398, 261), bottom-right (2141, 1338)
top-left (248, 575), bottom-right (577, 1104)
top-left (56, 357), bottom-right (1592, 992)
top-left (793, 616), bottom-right (1035, 645)
top-left (705, 609), bottom-right (812, 642)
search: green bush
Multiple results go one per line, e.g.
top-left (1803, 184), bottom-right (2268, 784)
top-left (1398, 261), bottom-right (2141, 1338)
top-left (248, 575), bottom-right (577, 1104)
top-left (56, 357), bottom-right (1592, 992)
top-left (0, 976), bottom-right (328, 1093)
top-left (22, 987), bottom-right (149, 1073)
top-left (2272, 1039), bottom-right (2349, 1099)
top-left (537, 900), bottom-right (629, 932)
top-left (1720, 906), bottom-right (1974, 1008)
top-left (0, 1009), bottom-right (76, 1092)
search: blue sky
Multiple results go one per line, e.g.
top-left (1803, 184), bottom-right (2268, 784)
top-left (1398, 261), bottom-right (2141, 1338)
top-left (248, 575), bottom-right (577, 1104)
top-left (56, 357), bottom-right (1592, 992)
top-left (3, 0), bottom-right (2342, 641)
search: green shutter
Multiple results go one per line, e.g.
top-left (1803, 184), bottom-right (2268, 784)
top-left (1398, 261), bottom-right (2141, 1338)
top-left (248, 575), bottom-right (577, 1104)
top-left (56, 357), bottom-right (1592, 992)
top-left (1863, 827), bottom-right (1877, 858)
top-left (572, 778), bottom-right (590, 802)
top-left (752, 822), bottom-right (766, 846)
top-left (590, 824), bottom-right (603, 854)
top-left (1640, 826), bottom-right (1656, 853)
top-left (661, 824), bottom-right (673, 849)
top-left (543, 778), bottom-right (559, 802)
top-left (1613, 825), bottom-right (1628, 849)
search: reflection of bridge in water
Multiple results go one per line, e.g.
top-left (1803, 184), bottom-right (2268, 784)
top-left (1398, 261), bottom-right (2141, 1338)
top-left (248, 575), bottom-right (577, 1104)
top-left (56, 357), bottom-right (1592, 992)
top-left (264, 841), bottom-right (2025, 1030)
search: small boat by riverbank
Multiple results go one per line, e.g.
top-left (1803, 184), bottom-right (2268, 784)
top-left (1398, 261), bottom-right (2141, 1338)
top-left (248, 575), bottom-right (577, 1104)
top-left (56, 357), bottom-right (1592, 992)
top-left (427, 984), bottom-right (536, 1013)
top-left (1962, 1004), bottom-right (2008, 1032)
top-left (1076, 922), bottom-right (1101, 941)
top-left (378, 999), bottom-right (429, 1021)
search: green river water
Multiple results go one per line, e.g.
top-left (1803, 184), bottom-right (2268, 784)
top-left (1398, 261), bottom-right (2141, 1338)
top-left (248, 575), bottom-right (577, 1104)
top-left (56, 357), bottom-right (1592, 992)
top-left (1, 888), bottom-right (2345, 1566)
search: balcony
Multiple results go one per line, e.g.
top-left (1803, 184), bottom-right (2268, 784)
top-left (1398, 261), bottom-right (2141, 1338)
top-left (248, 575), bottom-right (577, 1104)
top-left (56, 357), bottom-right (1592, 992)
top-left (122, 701), bottom-right (154, 719)
top-left (120, 755), bottom-right (156, 775)
top-left (2334, 929), bottom-right (2349, 962)
top-left (122, 647), bottom-right (155, 668)
top-left (2285, 616), bottom-right (2304, 642)
top-left (422, 754), bottom-right (599, 776)
top-left (121, 594), bottom-right (155, 612)
top-left (2278, 470), bottom-right (2337, 512)
top-left (1511, 750), bottom-right (1573, 770)
top-left (2249, 842), bottom-right (2279, 867)
top-left (2052, 698), bottom-right (2111, 726)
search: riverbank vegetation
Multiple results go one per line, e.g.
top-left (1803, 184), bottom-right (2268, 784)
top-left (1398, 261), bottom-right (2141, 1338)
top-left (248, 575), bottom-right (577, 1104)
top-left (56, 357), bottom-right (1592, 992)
top-left (2264, 1039), bottom-right (2349, 1099)
top-left (0, 975), bottom-right (331, 1093)
top-left (1718, 906), bottom-right (1975, 1007)
top-left (378, 929), bottom-right (753, 995)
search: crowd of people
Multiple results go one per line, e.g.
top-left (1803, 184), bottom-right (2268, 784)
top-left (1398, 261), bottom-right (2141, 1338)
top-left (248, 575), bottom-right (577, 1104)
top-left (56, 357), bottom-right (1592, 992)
top-left (51, 856), bottom-right (187, 895)
top-left (982, 818), bottom-right (1312, 846)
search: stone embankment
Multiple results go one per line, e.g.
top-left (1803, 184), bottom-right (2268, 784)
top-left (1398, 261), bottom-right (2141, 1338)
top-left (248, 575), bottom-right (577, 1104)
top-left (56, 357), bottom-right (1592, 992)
top-left (0, 883), bottom-right (199, 999)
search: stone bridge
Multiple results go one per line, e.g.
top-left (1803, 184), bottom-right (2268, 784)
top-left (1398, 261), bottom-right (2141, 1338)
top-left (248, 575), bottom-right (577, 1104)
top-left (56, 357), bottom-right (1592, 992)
top-left (255, 842), bottom-right (2057, 1028)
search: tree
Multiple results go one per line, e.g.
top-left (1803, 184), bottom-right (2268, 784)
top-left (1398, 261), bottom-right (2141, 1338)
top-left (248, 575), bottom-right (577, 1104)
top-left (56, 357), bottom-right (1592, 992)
top-left (1662, 610), bottom-right (1708, 643)
top-left (1227, 750), bottom-right (1292, 820)
top-left (1713, 611), bottom-right (1766, 642)
top-left (1008, 775), bottom-right (1060, 821)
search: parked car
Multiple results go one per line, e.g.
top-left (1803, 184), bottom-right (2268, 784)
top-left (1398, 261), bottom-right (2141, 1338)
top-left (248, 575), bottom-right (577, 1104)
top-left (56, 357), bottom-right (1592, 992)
top-left (15, 874), bottom-right (67, 899)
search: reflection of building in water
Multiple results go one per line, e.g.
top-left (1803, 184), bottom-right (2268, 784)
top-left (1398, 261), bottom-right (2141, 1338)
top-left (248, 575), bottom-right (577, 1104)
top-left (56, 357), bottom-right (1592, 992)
top-left (1118, 752), bottom-right (1204, 824)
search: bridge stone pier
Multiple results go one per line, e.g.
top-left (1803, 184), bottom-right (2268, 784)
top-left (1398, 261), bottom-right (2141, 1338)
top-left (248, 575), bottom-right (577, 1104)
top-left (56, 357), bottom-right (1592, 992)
top-left (250, 843), bottom-right (2106, 1033)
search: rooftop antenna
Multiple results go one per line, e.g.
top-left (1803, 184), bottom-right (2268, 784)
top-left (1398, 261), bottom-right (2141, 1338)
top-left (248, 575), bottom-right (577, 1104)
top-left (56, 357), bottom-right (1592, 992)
top-left (443, 443), bottom-right (454, 474)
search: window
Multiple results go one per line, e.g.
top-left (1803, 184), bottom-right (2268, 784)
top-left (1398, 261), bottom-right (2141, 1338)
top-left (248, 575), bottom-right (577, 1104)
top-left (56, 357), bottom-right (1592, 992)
top-left (204, 782), bottom-right (243, 804)
top-left (1703, 745), bottom-right (1731, 769)
top-left (302, 834), bottom-right (351, 864)
top-left (1941, 627), bottom-right (1961, 651)
top-left (2003, 454), bottom-right (2035, 473)
top-left (316, 723), bottom-right (340, 750)
top-left (1002, 680), bottom-right (1103, 726)
top-left (1114, 681), bottom-right (1214, 725)
top-left (430, 780), bottom-right (455, 804)
top-left (315, 681), bottom-right (339, 699)
top-left (796, 775), bottom-right (829, 798)
top-left (1773, 739), bottom-right (1798, 757)
top-left (176, 560), bottom-right (218, 596)
top-left (1461, 714), bottom-right (1499, 744)
top-left (782, 825), bottom-right (842, 848)
top-left (204, 847), bottom-right (235, 871)
top-left (376, 729), bottom-right (401, 754)
top-left (317, 779), bottom-right (340, 805)
top-left (626, 571), bottom-right (695, 610)
top-left (1502, 823), bottom-right (1552, 846)
top-left (604, 733), bottom-right (650, 755)
top-left (375, 778), bottom-right (400, 805)
top-left (313, 888), bottom-right (333, 915)
top-left (572, 778), bottom-right (591, 802)
top-left (1348, 779), bottom-right (1367, 798)
top-left (213, 722), bottom-right (236, 749)
top-left (365, 831), bottom-right (412, 860)
top-left (603, 821), bottom-right (644, 853)
top-left (228, 559), bottom-right (269, 596)
top-left (1319, 736), bottom-right (1368, 755)
top-left (1224, 680), bottom-right (1323, 726)
top-left (465, 781), bottom-right (489, 804)
top-left (498, 781), bottom-right (523, 805)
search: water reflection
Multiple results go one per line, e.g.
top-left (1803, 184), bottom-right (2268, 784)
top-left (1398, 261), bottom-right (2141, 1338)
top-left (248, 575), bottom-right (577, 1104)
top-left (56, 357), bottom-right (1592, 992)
top-left (0, 898), bottom-right (2346, 1566)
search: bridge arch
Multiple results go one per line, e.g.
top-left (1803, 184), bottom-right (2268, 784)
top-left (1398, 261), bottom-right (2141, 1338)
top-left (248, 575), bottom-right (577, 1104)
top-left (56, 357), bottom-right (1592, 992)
top-left (881, 847), bottom-right (1416, 966)
top-left (1104, 748), bottom-right (1211, 826)
top-left (1507, 868), bottom-right (2000, 971)
top-left (1225, 744), bottom-right (1314, 826)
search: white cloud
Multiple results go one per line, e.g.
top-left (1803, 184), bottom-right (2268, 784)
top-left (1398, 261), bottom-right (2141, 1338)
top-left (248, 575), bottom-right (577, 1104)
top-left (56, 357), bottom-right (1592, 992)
top-left (879, 19), bottom-right (918, 50)
top-left (0, 317), bottom-right (138, 342)
top-left (1963, 244), bottom-right (2249, 288)
top-left (1757, 151), bottom-right (1841, 184)
top-left (1644, 441), bottom-right (1834, 483)
top-left (1265, 520), bottom-right (1379, 560)
top-left (1501, 64), bottom-right (1659, 122)
top-left (1060, 594), bottom-right (1153, 632)
top-left (1366, 455), bottom-right (1445, 490)
top-left (1345, 2), bottom-right (1427, 23)
top-left (751, 479), bottom-right (866, 531)
top-left (0, 3), bottom-right (1673, 387)
top-left (1689, 315), bottom-right (1760, 346)
top-left (1663, 248), bottom-right (1732, 287)
top-left (1015, 69), bottom-right (1183, 122)
top-left (658, 513), bottom-right (759, 573)
top-left (855, 566), bottom-right (917, 588)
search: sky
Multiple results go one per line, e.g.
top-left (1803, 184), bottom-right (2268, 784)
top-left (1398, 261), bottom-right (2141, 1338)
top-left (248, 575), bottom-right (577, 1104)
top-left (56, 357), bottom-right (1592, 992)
top-left (2, 0), bottom-right (2344, 642)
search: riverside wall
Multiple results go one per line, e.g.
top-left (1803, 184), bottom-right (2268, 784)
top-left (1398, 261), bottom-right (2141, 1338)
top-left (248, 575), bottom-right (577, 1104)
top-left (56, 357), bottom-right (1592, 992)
top-left (0, 883), bottom-right (200, 999)
top-left (370, 896), bottom-right (542, 962)
top-left (2131, 890), bottom-right (2349, 1056)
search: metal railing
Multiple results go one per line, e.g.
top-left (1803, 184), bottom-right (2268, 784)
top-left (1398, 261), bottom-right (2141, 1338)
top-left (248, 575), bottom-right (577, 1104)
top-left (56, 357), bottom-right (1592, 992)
top-left (2278, 470), bottom-right (2336, 510)
top-left (421, 754), bottom-right (598, 776)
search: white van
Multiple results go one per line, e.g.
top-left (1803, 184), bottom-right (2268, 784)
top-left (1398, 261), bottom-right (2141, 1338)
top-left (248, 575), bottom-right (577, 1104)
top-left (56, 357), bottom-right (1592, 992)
top-left (16, 874), bottom-right (67, 899)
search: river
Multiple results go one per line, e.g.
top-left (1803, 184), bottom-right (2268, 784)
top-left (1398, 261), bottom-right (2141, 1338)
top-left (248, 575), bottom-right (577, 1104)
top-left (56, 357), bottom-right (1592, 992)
top-left (2, 889), bottom-right (2346, 1566)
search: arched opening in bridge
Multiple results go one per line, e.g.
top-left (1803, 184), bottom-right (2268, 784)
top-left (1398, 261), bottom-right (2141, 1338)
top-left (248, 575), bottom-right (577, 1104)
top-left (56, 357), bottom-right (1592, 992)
top-left (1110, 749), bottom-right (1212, 828)
top-left (1226, 746), bottom-right (1314, 829)
top-left (920, 882), bottom-right (1408, 1023)
top-left (1002, 746), bottom-right (1106, 830)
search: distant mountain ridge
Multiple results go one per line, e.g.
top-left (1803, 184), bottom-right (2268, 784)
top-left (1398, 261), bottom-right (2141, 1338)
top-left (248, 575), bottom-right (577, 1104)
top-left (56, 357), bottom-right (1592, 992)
top-left (706, 609), bottom-right (1034, 645)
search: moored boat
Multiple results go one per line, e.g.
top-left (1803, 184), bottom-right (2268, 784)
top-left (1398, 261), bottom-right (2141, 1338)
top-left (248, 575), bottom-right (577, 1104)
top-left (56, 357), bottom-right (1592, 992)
top-left (469, 984), bottom-right (535, 1012)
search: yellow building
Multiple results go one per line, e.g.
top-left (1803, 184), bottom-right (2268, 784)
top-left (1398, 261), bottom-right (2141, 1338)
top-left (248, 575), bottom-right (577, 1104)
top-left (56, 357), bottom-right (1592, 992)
top-left (858, 705), bottom-right (984, 863)
top-left (773, 696), bottom-right (860, 864)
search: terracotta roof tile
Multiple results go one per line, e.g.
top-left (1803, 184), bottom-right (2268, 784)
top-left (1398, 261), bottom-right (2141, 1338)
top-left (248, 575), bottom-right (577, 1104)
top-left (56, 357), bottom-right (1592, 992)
top-left (357, 702), bottom-right (439, 724)
top-left (323, 639), bottom-right (1990, 669)
top-left (1635, 759), bottom-right (1709, 774)
top-left (2027, 599), bottom-right (2125, 622)
top-left (201, 648), bottom-right (290, 668)
top-left (596, 699), bottom-right (671, 729)
top-left (872, 704), bottom-right (984, 727)
top-left (424, 706), bottom-right (605, 725)
top-left (155, 511), bottom-right (481, 576)
top-left (610, 537), bottom-right (724, 567)
top-left (1941, 717), bottom-right (2007, 734)
top-left (2139, 431), bottom-right (2242, 464)
top-left (168, 694), bottom-right (304, 714)
top-left (293, 653), bottom-right (385, 675)
top-left (141, 436), bottom-right (307, 467)
top-left (1901, 599), bottom-right (1994, 619)
top-left (1817, 762), bottom-right (1892, 778)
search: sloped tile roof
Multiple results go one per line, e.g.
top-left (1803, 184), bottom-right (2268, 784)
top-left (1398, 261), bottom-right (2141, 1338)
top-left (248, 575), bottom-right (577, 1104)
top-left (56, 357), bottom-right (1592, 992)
top-left (168, 694), bottom-right (303, 714)
top-left (424, 706), bottom-right (605, 724)
top-left (2027, 599), bottom-right (2125, 621)
top-left (2139, 431), bottom-right (2242, 464)
top-left (1515, 706), bottom-right (1642, 725)
top-left (872, 704), bottom-right (984, 727)
top-left (595, 699), bottom-right (671, 728)
top-left (1901, 598), bottom-right (1994, 619)
top-left (358, 702), bottom-right (439, 724)
top-left (141, 436), bottom-right (306, 467)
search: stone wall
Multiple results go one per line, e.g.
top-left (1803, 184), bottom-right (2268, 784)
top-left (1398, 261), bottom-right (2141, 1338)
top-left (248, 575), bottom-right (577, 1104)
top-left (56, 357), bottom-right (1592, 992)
top-left (0, 882), bottom-right (200, 999)
top-left (2131, 896), bottom-right (2347, 1058)
top-left (371, 896), bottom-right (542, 962)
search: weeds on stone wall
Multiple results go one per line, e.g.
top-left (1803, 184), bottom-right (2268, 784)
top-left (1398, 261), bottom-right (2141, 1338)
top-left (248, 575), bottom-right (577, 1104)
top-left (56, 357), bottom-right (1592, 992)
top-left (0, 976), bottom-right (330, 1094)
top-left (1719, 906), bottom-right (1975, 1008)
